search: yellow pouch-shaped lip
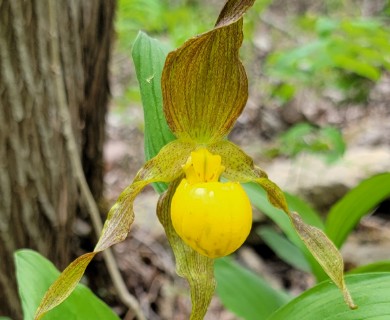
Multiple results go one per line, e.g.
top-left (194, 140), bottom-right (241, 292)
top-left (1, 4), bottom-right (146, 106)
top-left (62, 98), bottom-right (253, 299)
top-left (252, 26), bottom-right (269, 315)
top-left (171, 179), bottom-right (252, 258)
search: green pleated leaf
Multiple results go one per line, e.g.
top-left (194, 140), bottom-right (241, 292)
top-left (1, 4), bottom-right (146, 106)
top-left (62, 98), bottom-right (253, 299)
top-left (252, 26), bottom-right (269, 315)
top-left (162, 0), bottom-right (255, 143)
top-left (257, 226), bottom-right (312, 273)
top-left (215, 257), bottom-right (290, 320)
top-left (325, 172), bottom-right (390, 248)
top-left (132, 31), bottom-right (176, 193)
top-left (157, 180), bottom-right (215, 320)
top-left (15, 249), bottom-right (119, 320)
top-left (268, 273), bottom-right (390, 320)
top-left (348, 261), bottom-right (390, 274)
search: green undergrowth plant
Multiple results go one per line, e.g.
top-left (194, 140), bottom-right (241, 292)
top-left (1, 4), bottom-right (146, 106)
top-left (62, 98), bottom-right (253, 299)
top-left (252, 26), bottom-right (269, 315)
top-left (268, 122), bottom-right (346, 162)
top-left (26, 1), bottom-right (390, 319)
top-left (266, 15), bottom-right (390, 105)
top-left (116, 0), bottom-right (214, 50)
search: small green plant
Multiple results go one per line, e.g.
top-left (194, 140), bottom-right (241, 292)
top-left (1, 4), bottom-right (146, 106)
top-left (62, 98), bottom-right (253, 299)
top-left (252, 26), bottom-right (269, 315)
top-left (271, 122), bottom-right (345, 162)
top-left (266, 16), bottom-right (390, 104)
top-left (115, 0), bottom-right (214, 50)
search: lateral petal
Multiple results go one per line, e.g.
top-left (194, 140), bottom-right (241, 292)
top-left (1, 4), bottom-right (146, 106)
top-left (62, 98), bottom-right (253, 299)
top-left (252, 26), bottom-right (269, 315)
top-left (209, 140), bottom-right (356, 309)
top-left (35, 140), bottom-right (194, 319)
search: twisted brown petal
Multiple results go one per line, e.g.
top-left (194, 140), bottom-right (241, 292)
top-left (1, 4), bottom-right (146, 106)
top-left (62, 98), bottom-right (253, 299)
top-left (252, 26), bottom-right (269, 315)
top-left (208, 140), bottom-right (356, 310)
top-left (35, 140), bottom-right (195, 319)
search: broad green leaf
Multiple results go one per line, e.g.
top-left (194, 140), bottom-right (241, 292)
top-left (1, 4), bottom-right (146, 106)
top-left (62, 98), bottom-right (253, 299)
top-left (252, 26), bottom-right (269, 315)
top-left (325, 172), bottom-right (390, 248)
top-left (15, 249), bottom-right (119, 320)
top-left (0, 317), bottom-right (12, 320)
top-left (35, 140), bottom-right (194, 319)
top-left (215, 257), bottom-right (290, 320)
top-left (162, 0), bottom-right (255, 143)
top-left (268, 273), bottom-right (390, 320)
top-left (132, 31), bottom-right (176, 193)
top-left (348, 261), bottom-right (390, 274)
top-left (157, 180), bottom-right (215, 320)
top-left (257, 226), bottom-right (312, 273)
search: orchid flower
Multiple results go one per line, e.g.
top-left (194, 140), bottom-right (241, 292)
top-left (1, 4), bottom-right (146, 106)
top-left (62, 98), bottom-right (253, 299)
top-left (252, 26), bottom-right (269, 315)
top-left (35, 1), bottom-right (355, 319)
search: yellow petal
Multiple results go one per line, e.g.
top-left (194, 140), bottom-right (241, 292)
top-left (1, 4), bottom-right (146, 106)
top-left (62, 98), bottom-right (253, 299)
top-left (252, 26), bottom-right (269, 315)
top-left (162, 0), bottom-right (255, 143)
top-left (182, 148), bottom-right (225, 184)
top-left (35, 140), bottom-right (194, 319)
top-left (157, 180), bottom-right (215, 320)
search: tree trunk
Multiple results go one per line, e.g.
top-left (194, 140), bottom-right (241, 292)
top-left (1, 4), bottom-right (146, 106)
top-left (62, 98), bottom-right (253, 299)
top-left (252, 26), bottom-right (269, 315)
top-left (0, 0), bottom-right (116, 318)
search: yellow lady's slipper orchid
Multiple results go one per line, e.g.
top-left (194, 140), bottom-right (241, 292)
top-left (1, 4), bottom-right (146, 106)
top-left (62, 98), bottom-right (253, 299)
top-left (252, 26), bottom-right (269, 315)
top-left (171, 148), bottom-right (252, 258)
top-left (35, 0), bottom-right (355, 319)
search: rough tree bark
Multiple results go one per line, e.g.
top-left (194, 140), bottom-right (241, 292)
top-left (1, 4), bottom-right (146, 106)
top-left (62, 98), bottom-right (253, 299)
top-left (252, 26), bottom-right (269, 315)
top-left (0, 0), bottom-right (116, 318)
